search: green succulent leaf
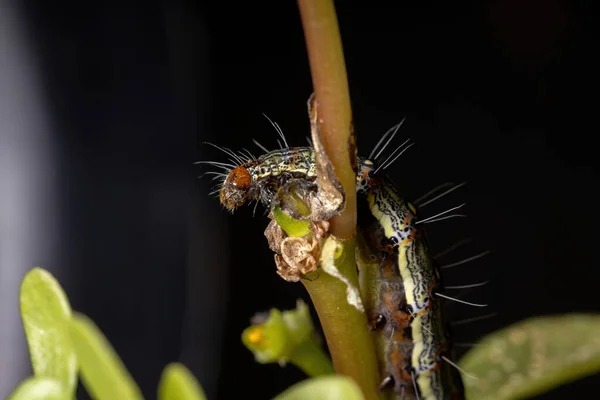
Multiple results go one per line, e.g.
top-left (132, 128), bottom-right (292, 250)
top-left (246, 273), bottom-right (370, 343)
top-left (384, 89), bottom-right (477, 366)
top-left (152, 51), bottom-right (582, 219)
top-left (158, 363), bottom-right (207, 400)
top-left (7, 377), bottom-right (68, 400)
top-left (459, 313), bottom-right (600, 400)
top-left (272, 376), bottom-right (364, 400)
top-left (69, 313), bottom-right (143, 400)
top-left (19, 267), bottom-right (77, 396)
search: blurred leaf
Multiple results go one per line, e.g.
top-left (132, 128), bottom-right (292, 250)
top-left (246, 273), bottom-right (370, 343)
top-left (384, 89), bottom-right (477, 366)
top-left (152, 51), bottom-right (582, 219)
top-left (20, 267), bottom-right (78, 396)
top-left (460, 313), bottom-right (600, 400)
top-left (158, 363), bottom-right (207, 400)
top-left (272, 376), bottom-right (364, 400)
top-left (7, 377), bottom-right (68, 400)
top-left (69, 313), bottom-right (143, 400)
top-left (242, 308), bottom-right (292, 364)
top-left (242, 300), bottom-right (333, 377)
top-left (242, 300), bottom-right (315, 364)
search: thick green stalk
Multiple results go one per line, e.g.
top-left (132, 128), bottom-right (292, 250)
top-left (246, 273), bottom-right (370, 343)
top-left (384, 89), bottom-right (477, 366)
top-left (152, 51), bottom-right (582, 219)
top-left (301, 239), bottom-right (380, 400)
top-left (297, 0), bottom-right (356, 240)
top-left (296, 2), bottom-right (381, 399)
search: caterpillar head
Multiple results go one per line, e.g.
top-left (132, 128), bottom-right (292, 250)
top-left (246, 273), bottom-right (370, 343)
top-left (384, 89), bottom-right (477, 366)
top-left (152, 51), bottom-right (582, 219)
top-left (220, 166), bottom-right (253, 211)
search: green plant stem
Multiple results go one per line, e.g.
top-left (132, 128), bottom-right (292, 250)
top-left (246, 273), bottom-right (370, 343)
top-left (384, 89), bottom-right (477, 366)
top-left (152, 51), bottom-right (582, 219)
top-left (301, 238), bottom-right (381, 400)
top-left (297, 0), bottom-right (356, 240)
top-left (290, 340), bottom-right (335, 377)
top-left (297, 1), bottom-right (381, 399)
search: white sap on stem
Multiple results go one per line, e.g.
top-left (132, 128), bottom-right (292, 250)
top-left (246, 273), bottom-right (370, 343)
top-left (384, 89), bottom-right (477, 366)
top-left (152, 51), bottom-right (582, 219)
top-left (319, 237), bottom-right (364, 313)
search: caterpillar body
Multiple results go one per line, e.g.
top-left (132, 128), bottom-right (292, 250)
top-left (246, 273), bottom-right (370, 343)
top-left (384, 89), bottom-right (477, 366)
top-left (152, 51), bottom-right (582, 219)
top-left (205, 143), bottom-right (466, 399)
top-left (357, 159), bottom-right (464, 399)
top-left (356, 217), bottom-right (415, 397)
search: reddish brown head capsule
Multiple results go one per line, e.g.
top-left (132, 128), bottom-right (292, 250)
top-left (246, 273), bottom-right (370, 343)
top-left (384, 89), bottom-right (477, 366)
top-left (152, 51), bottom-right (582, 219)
top-left (220, 166), bottom-right (252, 210)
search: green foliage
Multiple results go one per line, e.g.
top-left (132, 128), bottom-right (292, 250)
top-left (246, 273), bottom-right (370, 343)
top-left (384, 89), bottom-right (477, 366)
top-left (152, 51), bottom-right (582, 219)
top-left (241, 300), bottom-right (334, 377)
top-left (158, 363), bottom-right (207, 400)
top-left (10, 267), bottom-right (207, 400)
top-left (12, 267), bottom-right (600, 400)
top-left (69, 313), bottom-right (143, 400)
top-left (459, 314), bottom-right (600, 400)
top-left (19, 267), bottom-right (78, 397)
top-left (272, 376), bottom-right (364, 400)
top-left (7, 377), bottom-right (68, 400)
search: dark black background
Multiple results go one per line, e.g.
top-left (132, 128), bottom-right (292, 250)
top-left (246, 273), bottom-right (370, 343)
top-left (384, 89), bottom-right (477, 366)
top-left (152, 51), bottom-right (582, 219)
top-left (4, 0), bottom-right (599, 399)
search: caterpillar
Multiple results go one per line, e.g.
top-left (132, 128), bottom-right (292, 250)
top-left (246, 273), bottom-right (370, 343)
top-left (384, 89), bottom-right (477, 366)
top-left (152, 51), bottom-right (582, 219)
top-left (201, 121), bottom-right (482, 399)
top-left (356, 157), bottom-right (465, 400)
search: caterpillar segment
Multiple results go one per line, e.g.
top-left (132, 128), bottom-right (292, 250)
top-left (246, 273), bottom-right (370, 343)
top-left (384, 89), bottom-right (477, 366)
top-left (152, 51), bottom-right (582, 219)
top-left (356, 202), bottom-right (417, 399)
top-left (358, 158), bottom-right (464, 400)
top-left (218, 147), bottom-right (317, 211)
